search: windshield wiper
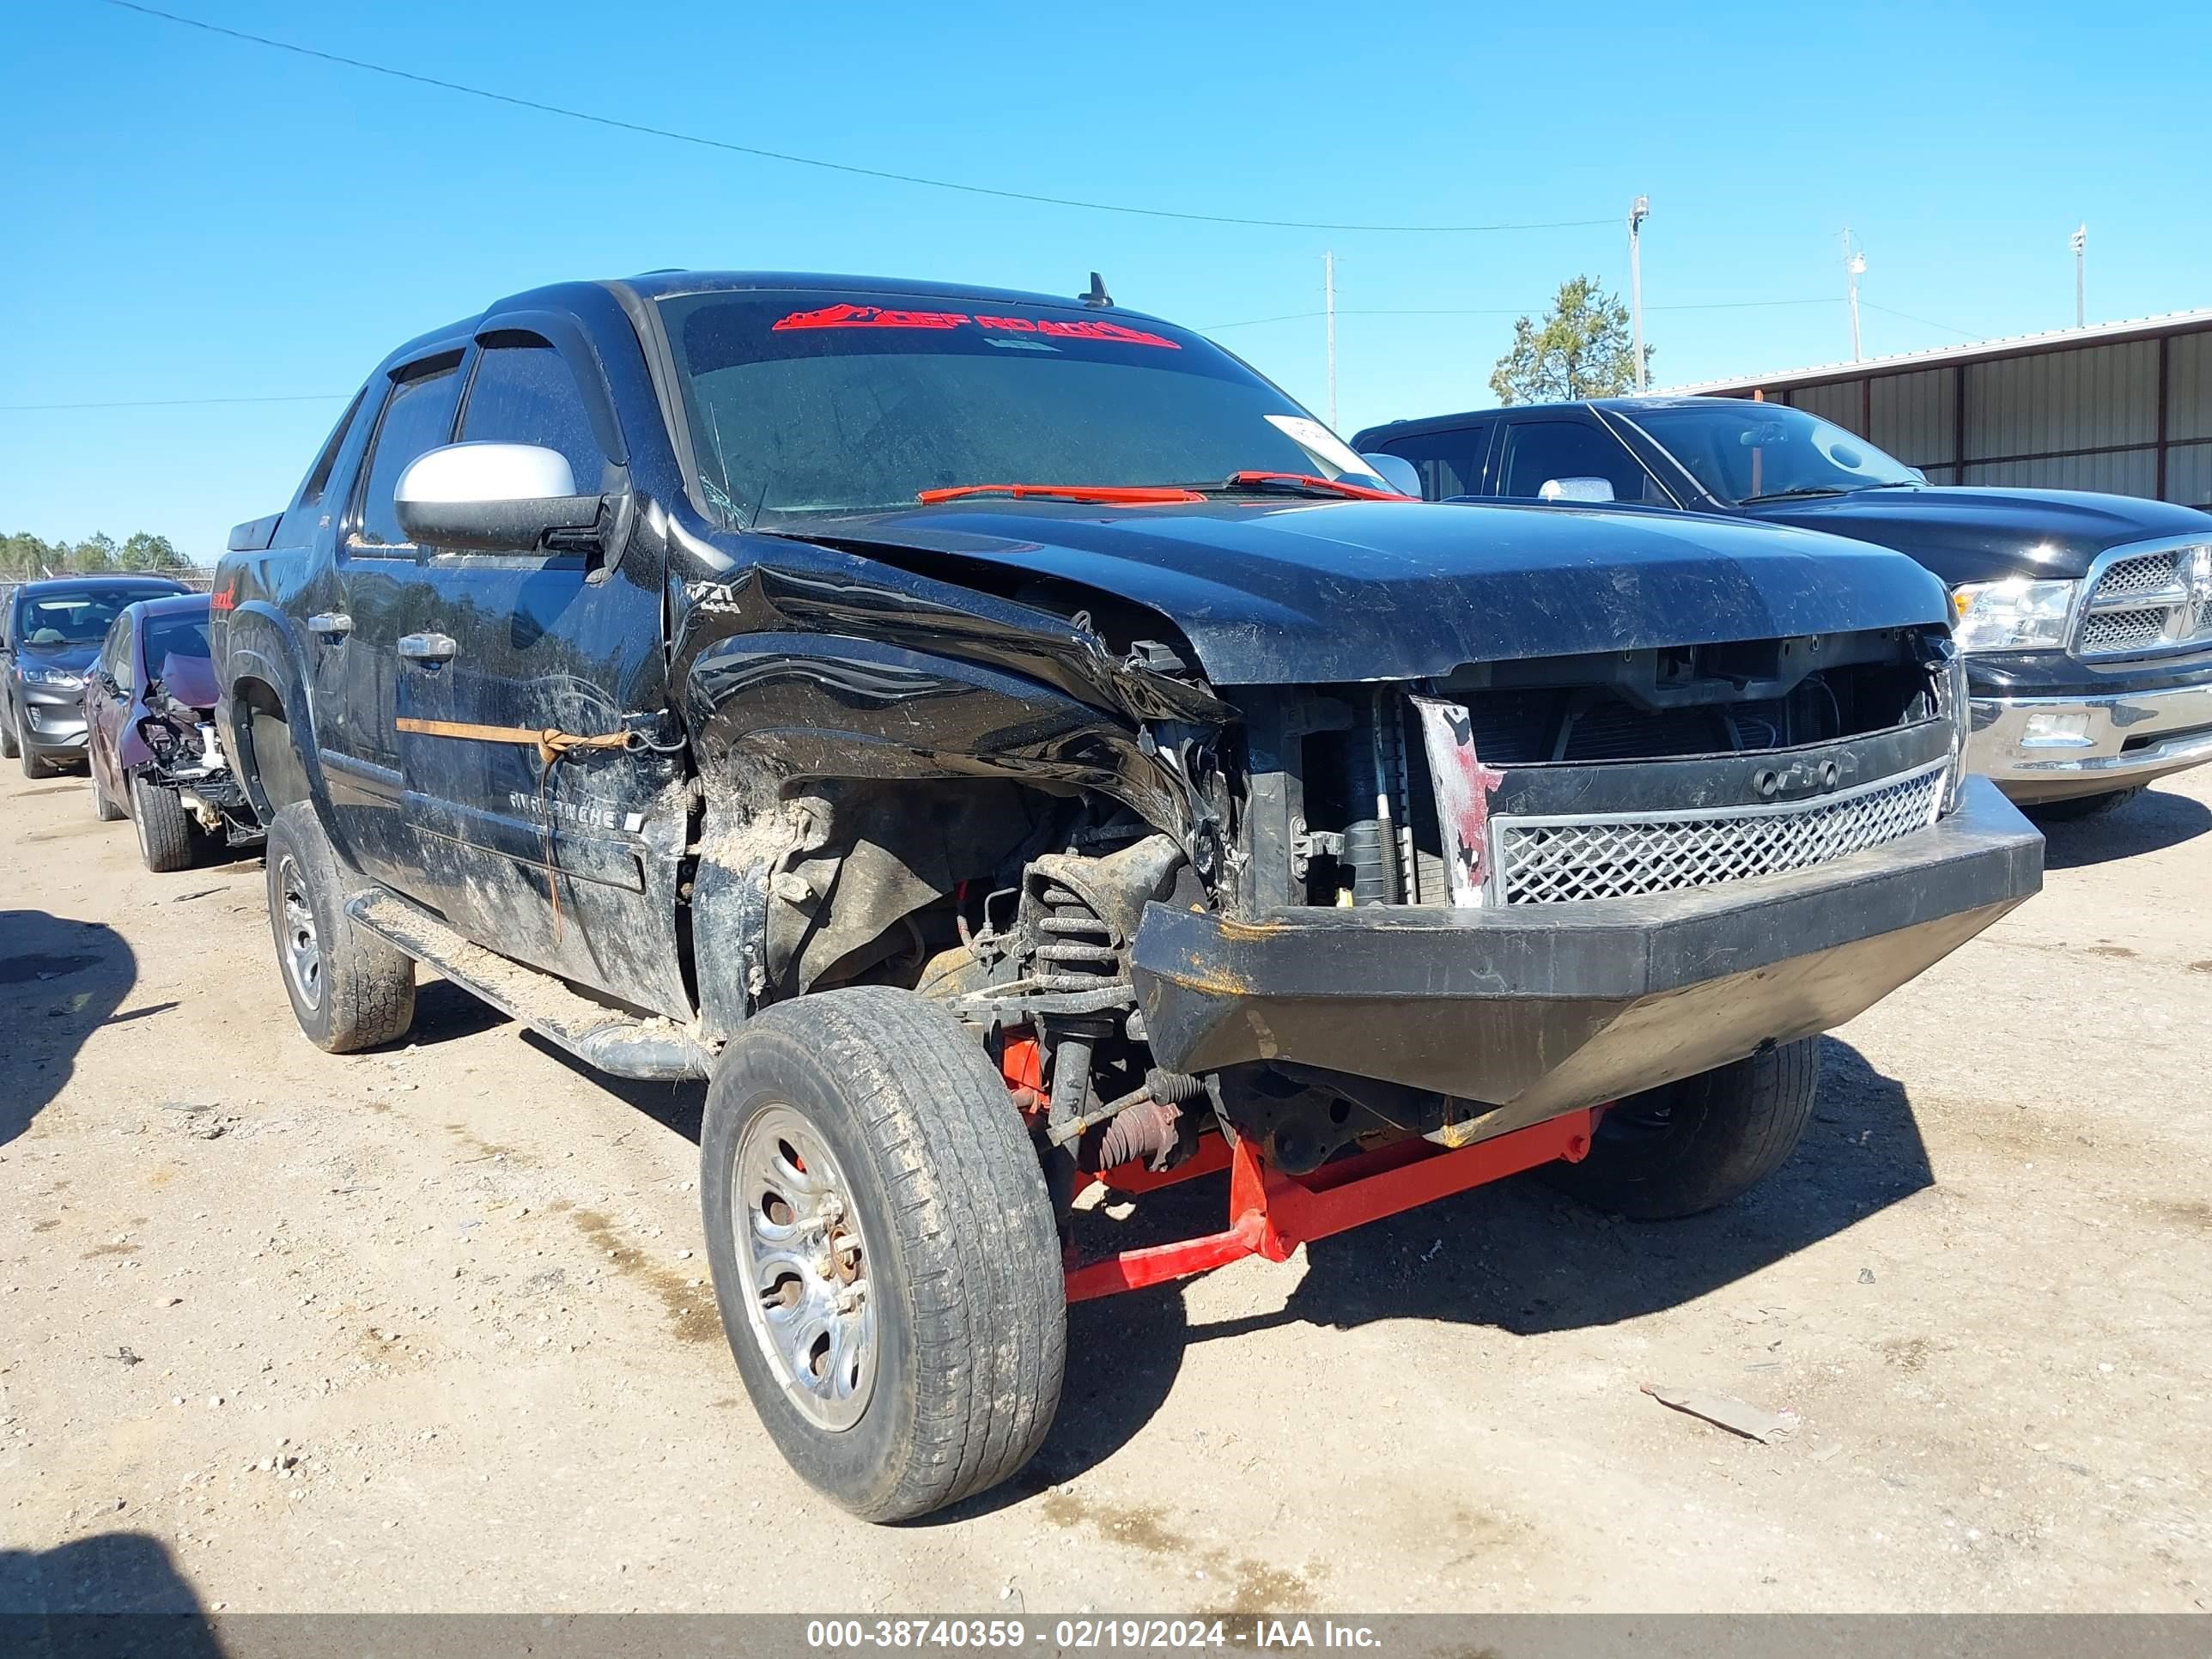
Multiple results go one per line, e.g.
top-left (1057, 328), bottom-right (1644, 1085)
top-left (1736, 485), bottom-right (1855, 504)
top-left (916, 483), bottom-right (1205, 506)
top-left (1210, 470), bottom-right (1410, 501)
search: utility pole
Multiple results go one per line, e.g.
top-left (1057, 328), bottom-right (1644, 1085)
top-left (1628, 196), bottom-right (1650, 392)
top-left (1844, 227), bottom-right (1866, 362)
top-left (1323, 250), bottom-right (1337, 430)
top-left (2071, 223), bottom-right (2087, 326)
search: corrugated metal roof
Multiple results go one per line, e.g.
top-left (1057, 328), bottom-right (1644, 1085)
top-left (1661, 307), bottom-right (2212, 395)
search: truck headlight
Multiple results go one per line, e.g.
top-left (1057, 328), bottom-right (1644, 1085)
top-left (1950, 578), bottom-right (2076, 653)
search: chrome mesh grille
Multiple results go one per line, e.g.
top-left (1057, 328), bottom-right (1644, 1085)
top-left (2092, 550), bottom-right (2182, 602)
top-left (1493, 762), bottom-right (1947, 905)
top-left (2080, 608), bottom-right (2170, 654)
top-left (2074, 542), bottom-right (2212, 660)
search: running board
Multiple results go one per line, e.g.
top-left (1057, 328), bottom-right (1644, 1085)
top-left (345, 889), bottom-right (713, 1082)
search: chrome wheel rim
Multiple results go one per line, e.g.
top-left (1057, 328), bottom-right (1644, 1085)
top-left (730, 1104), bottom-right (878, 1431)
top-left (276, 854), bottom-right (323, 1012)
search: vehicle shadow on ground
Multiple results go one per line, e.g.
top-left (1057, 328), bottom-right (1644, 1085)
top-left (0, 909), bottom-right (137, 1149)
top-left (0, 1530), bottom-right (223, 1656)
top-left (2033, 784), bottom-right (2210, 870)
top-left (993, 1034), bottom-right (1929, 1506)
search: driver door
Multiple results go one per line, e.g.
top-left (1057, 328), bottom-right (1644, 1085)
top-left (86, 611), bottom-right (136, 805)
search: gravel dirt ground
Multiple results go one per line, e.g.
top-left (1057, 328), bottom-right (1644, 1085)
top-left (2, 764), bottom-right (2208, 1616)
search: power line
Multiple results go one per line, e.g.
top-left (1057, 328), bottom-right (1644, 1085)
top-left (100, 1), bottom-right (1615, 238)
top-left (1862, 301), bottom-right (1981, 340)
top-left (0, 392), bottom-right (350, 412)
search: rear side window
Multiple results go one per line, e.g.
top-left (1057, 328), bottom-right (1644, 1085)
top-left (102, 615), bottom-right (137, 691)
top-left (1378, 424), bottom-right (1492, 499)
top-left (459, 343), bottom-right (610, 495)
top-left (352, 362), bottom-right (463, 550)
top-left (298, 389), bottom-right (370, 510)
top-left (1498, 419), bottom-right (1668, 505)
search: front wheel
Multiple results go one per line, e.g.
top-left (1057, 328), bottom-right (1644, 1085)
top-left (702, 987), bottom-right (1066, 1522)
top-left (15, 704), bottom-right (55, 778)
top-left (2022, 786), bottom-right (2143, 823)
top-left (261, 802), bottom-right (416, 1052)
top-left (1542, 1038), bottom-right (1820, 1220)
top-left (130, 773), bottom-right (195, 869)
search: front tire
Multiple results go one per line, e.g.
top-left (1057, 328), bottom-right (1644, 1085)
top-left (2023, 786), bottom-right (2143, 823)
top-left (702, 987), bottom-right (1066, 1522)
top-left (262, 802), bottom-right (415, 1053)
top-left (1542, 1038), bottom-right (1820, 1220)
top-left (130, 772), bottom-right (194, 868)
top-left (0, 702), bottom-right (17, 758)
top-left (15, 704), bottom-right (55, 778)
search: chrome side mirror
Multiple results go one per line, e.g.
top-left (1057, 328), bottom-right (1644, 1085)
top-left (1358, 452), bottom-right (1424, 499)
top-left (393, 443), bottom-right (603, 553)
top-left (1538, 476), bottom-right (1616, 503)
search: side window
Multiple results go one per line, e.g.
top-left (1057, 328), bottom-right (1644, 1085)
top-left (350, 362), bottom-right (464, 550)
top-left (459, 341), bottom-right (611, 496)
top-left (1498, 420), bottom-right (1666, 505)
top-left (277, 389), bottom-right (373, 546)
top-left (103, 617), bottom-right (136, 691)
top-left (1378, 423), bottom-right (1493, 499)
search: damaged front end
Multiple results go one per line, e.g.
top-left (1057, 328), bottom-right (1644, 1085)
top-left (668, 525), bottom-right (2039, 1206)
top-left (136, 682), bottom-right (262, 846)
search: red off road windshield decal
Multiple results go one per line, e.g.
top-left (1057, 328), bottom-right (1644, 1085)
top-left (772, 303), bottom-right (1178, 349)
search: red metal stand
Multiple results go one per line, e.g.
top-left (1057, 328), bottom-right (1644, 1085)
top-left (1063, 1108), bottom-right (1594, 1304)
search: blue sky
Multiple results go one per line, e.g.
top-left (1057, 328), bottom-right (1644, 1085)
top-left (3, 0), bottom-right (2205, 561)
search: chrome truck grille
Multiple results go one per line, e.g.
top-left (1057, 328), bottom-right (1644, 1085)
top-left (2074, 541), bottom-right (2212, 663)
top-left (1492, 759), bottom-right (1947, 906)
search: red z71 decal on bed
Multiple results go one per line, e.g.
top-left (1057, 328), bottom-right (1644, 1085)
top-left (772, 304), bottom-right (1179, 349)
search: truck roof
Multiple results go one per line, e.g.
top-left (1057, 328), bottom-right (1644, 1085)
top-left (1354, 396), bottom-right (1730, 443)
top-left (383, 270), bottom-right (1177, 368)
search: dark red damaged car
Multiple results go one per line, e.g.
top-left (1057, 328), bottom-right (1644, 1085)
top-left (82, 592), bottom-right (262, 871)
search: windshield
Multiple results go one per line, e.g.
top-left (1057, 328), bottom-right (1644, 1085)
top-left (1622, 403), bottom-right (1920, 505)
top-left (143, 613), bottom-right (210, 672)
top-left (13, 589), bottom-right (134, 647)
top-left (657, 290), bottom-right (1382, 524)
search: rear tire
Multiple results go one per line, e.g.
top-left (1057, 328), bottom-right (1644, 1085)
top-left (702, 987), bottom-right (1066, 1522)
top-left (130, 773), bottom-right (193, 867)
top-left (2022, 786), bottom-right (2143, 823)
top-left (1542, 1038), bottom-right (1820, 1220)
top-left (91, 768), bottom-right (126, 822)
top-left (262, 801), bottom-right (415, 1053)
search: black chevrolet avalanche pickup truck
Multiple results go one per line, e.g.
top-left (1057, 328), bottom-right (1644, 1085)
top-left (1355, 397), bottom-right (2212, 817)
top-left (215, 272), bottom-right (2040, 1521)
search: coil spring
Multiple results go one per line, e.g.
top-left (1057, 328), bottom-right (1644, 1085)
top-left (1035, 884), bottom-right (1118, 979)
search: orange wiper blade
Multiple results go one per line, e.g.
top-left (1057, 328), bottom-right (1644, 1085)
top-left (1221, 470), bottom-right (1410, 501)
top-left (915, 483), bottom-right (1206, 506)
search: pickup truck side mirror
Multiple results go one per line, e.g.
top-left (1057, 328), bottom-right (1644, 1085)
top-left (1358, 452), bottom-right (1424, 499)
top-left (394, 443), bottom-right (604, 554)
top-left (1537, 476), bottom-right (1616, 504)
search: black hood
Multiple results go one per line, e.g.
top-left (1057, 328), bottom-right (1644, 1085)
top-left (795, 498), bottom-right (1950, 687)
top-left (1741, 486), bottom-right (2212, 586)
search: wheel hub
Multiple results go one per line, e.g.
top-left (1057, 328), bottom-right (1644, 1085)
top-left (276, 854), bottom-right (323, 1012)
top-left (730, 1105), bottom-right (878, 1431)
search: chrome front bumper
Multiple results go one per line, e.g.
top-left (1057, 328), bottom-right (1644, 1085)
top-left (1968, 682), bottom-right (2212, 801)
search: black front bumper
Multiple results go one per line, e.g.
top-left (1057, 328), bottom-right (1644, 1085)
top-left (1133, 776), bottom-right (2042, 1142)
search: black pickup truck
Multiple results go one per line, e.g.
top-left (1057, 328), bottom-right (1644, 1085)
top-left (215, 271), bottom-right (2040, 1521)
top-left (1354, 397), bottom-right (2212, 816)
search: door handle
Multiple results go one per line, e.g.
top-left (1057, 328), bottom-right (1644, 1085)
top-left (307, 611), bottom-right (353, 639)
top-left (398, 632), bottom-right (459, 666)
